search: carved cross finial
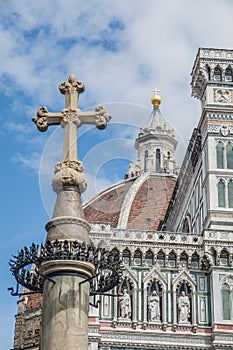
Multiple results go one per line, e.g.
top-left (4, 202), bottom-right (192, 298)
top-left (59, 74), bottom-right (85, 110)
top-left (152, 87), bottom-right (160, 95)
top-left (32, 74), bottom-right (111, 193)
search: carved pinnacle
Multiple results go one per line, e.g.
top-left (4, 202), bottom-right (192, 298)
top-left (59, 74), bottom-right (85, 110)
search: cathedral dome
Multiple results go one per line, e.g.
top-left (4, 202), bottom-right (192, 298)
top-left (84, 96), bottom-right (178, 231)
top-left (83, 172), bottom-right (176, 231)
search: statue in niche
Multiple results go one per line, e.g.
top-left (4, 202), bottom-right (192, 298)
top-left (119, 288), bottom-right (131, 319)
top-left (178, 291), bottom-right (190, 324)
top-left (148, 290), bottom-right (160, 322)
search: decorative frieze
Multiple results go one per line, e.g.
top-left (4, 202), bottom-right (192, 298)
top-left (100, 331), bottom-right (212, 345)
top-left (213, 335), bottom-right (233, 342)
top-left (204, 230), bottom-right (233, 242)
top-left (206, 123), bottom-right (233, 136)
top-left (91, 229), bottom-right (202, 246)
top-left (207, 112), bottom-right (233, 121)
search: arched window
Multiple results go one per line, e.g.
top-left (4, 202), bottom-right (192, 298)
top-left (180, 252), bottom-right (188, 268)
top-left (216, 142), bottom-right (224, 168)
top-left (145, 250), bottom-right (154, 266)
top-left (133, 249), bottom-right (142, 266)
top-left (214, 67), bottom-right (222, 81)
top-left (208, 247), bottom-right (217, 266)
top-left (156, 149), bottom-right (161, 172)
top-left (218, 179), bottom-right (226, 207)
top-left (122, 248), bottom-right (131, 265)
top-left (191, 253), bottom-right (199, 269)
top-left (182, 216), bottom-right (191, 233)
top-left (206, 64), bottom-right (211, 80)
top-left (222, 283), bottom-right (231, 320)
top-left (226, 143), bottom-right (233, 169)
top-left (168, 251), bottom-right (176, 268)
top-left (157, 251), bottom-right (165, 267)
top-left (220, 250), bottom-right (229, 266)
top-left (225, 67), bottom-right (233, 82)
top-left (144, 150), bottom-right (148, 172)
top-left (111, 248), bottom-right (119, 260)
top-left (228, 180), bottom-right (233, 208)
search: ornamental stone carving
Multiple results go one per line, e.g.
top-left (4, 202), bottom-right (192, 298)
top-left (220, 125), bottom-right (229, 136)
top-left (61, 109), bottom-right (81, 126)
top-left (214, 89), bottom-right (231, 103)
top-left (32, 106), bottom-right (49, 132)
top-left (148, 291), bottom-right (160, 322)
top-left (207, 124), bottom-right (220, 133)
top-left (94, 105), bottom-right (111, 130)
top-left (55, 160), bottom-right (84, 173)
top-left (178, 291), bottom-right (190, 325)
top-left (52, 167), bottom-right (87, 193)
top-left (119, 289), bottom-right (131, 319)
top-left (59, 74), bottom-right (85, 96)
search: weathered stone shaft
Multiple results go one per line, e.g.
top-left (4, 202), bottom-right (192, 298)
top-left (41, 273), bottom-right (90, 350)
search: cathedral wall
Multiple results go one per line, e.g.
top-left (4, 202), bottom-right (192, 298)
top-left (211, 269), bottom-right (233, 324)
top-left (165, 128), bottom-right (203, 233)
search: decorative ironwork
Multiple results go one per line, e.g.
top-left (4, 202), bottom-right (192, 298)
top-left (9, 240), bottom-right (123, 296)
top-left (9, 243), bottom-right (43, 293)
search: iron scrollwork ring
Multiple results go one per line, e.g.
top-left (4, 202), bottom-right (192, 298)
top-left (9, 240), bottom-right (123, 296)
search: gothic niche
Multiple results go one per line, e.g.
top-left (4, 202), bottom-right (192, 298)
top-left (118, 279), bottom-right (133, 321)
top-left (182, 215), bottom-right (191, 233)
top-left (147, 280), bottom-right (163, 323)
top-left (176, 283), bottom-right (192, 325)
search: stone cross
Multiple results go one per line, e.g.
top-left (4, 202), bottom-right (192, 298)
top-left (32, 74), bottom-right (111, 163)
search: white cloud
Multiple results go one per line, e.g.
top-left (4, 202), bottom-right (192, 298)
top-left (12, 151), bottom-right (41, 171)
top-left (1, 0), bottom-right (232, 125)
top-left (1, 0), bottom-right (233, 203)
top-left (4, 121), bottom-right (34, 135)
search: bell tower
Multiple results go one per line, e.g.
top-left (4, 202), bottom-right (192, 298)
top-left (191, 48), bottom-right (233, 230)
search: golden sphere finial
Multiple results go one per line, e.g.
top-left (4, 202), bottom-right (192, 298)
top-left (151, 87), bottom-right (162, 107)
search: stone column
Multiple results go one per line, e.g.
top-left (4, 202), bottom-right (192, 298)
top-left (41, 260), bottom-right (95, 350)
top-left (31, 74), bottom-right (111, 350)
top-left (40, 160), bottom-right (95, 349)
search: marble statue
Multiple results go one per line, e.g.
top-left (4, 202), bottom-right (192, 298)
top-left (149, 290), bottom-right (160, 321)
top-left (178, 291), bottom-right (190, 324)
top-left (119, 289), bottom-right (131, 319)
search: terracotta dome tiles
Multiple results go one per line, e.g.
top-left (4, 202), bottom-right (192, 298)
top-left (83, 174), bottom-right (176, 231)
top-left (83, 180), bottom-right (134, 228)
top-left (127, 176), bottom-right (176, 231)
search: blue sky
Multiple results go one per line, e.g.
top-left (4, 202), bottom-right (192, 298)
top-left (1, 0), bottom-right (233, 348)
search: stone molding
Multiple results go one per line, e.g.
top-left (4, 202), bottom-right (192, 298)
top-left (41, 259), bottom-right (95, 278)
top-left (46, 216), bottom-right (91, 233)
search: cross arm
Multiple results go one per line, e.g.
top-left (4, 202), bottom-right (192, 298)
top-left (32, 106), bottom-right (63, 132)
top-left (79, 105), bottom-right (111, 130)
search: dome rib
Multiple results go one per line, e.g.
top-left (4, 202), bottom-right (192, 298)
top-left (117, 173), bottom-right (150, 229)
